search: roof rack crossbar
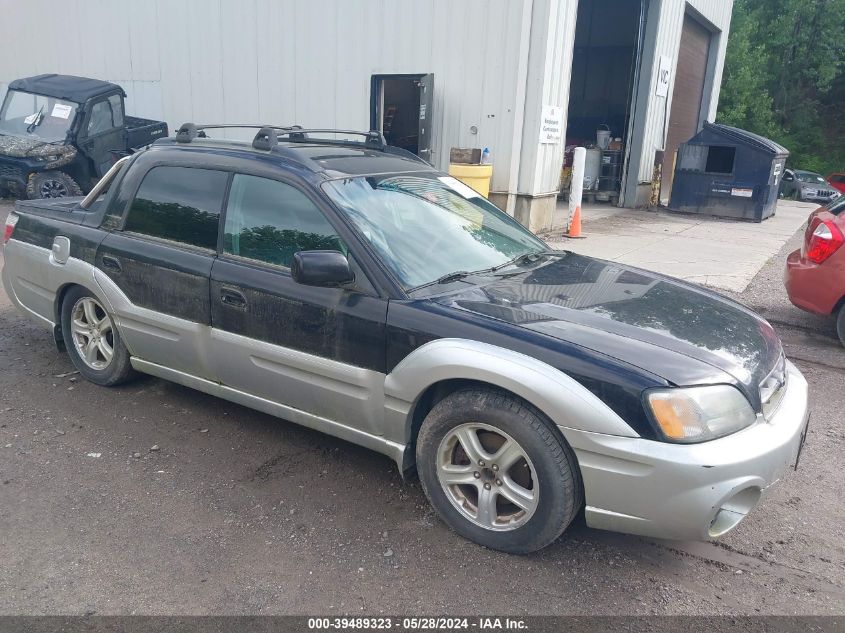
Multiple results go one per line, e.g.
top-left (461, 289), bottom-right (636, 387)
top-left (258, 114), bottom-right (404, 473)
top-left (174, 122), bottom-right (387, 152)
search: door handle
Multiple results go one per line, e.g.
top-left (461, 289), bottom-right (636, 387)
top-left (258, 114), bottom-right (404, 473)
top-left (101, 255), bottom-right (122, 273)
top-left (220, 287), bottom-right (247, 309)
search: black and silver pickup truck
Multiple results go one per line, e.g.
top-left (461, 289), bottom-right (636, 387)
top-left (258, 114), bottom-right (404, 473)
top-left (0, 74), bottom-right (167, 199)
top-left (1, 124), bottom-right (810, 553)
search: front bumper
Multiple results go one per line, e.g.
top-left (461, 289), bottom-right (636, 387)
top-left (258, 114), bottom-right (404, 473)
top-left (563, 360), bottom-right (809, 541)
top-left (801, 192), bottom-right (840, 204)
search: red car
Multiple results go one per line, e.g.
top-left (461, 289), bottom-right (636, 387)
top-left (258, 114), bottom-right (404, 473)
top-left (828, 173), bottom-right (845, 195)
top-left (785, 196), bottom-right (845, 346)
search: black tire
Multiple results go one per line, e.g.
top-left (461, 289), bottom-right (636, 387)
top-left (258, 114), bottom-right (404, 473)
top-left (837, 303), bottom-right (845, 348)
top-left (26, 170), bottom-right (83, 200)
top-left (60, 286), bottom-right (135, 386)
top-left (416, 387), bottom-right (583, 554)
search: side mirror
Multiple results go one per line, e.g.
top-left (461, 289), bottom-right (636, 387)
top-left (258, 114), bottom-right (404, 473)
top-left (291, 250), bottom-right (354, 287)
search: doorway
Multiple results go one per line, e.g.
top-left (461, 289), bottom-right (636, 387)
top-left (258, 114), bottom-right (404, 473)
top-left (565, 0), bottom-right (646, 204)
top-left (370, 74), bottom-right (433, 161)
top-left (661, 14), bottom-right (712, 201)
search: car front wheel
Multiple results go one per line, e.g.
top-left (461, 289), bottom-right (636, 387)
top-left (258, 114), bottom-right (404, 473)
top-left (416, 387), bottom-right (582, 553)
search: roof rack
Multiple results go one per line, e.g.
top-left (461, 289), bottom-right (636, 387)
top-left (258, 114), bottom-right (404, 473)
top-left (174, 123), bottom-right (388, 152)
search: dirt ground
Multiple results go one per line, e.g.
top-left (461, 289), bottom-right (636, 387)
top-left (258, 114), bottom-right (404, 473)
top-left (0, 199), bottom-right (843, 615)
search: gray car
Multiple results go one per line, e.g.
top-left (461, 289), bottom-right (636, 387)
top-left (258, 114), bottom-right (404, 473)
top-left (780, 169), bottom-right (841, 204)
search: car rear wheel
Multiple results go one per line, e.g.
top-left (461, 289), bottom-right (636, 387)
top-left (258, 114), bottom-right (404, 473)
top-left (60, 287), bottom-right (135, 386)
top-left (837, 303), bottom-right (845, 348)
top-left (26, 170), bottom-right (83, 199)
top-left (416, 387), bottom-right (582, 553)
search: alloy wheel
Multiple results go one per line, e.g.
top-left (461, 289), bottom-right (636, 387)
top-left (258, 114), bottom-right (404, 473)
top-left (436, 423), bottom-right (539, 531)
top-left (70, 297), bottom-right (114, 370)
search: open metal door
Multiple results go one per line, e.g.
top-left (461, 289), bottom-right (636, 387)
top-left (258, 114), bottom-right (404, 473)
top-left (416, 74), bottom-right (434, 163)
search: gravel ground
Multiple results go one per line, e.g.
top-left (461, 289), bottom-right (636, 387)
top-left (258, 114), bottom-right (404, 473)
top-left (0, 198), bottom-right (843, 615)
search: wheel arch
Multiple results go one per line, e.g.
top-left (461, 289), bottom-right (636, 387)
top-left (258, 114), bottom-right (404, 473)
top-left (384, 339), bottom-right (639, 471)
top-left (53, 282), bottom-right (88, 351)
top-left (53, 280), bottom-right (118, 352)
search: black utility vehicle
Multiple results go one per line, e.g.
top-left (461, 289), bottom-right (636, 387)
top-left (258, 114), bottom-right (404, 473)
top-left (2, 124), bottom-right (809, 553)
top-left (0, 74), bottom-right (167, 199)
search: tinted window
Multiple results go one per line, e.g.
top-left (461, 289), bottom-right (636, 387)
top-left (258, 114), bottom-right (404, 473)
top-left (124, 166), bottom-right (228, 249)
top-left (223, 174), bottom-right (346, 267)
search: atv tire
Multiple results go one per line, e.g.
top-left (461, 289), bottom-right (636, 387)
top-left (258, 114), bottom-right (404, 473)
top-left (26, 170), bottom-right (83, 199)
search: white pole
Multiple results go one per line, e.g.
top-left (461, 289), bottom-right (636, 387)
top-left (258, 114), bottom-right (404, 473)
top-left (568, 146), bottom-right (586, 234)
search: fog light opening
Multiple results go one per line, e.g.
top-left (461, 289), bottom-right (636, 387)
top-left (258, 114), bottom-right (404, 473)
top-left (708, 487), bottom-right (762, 538)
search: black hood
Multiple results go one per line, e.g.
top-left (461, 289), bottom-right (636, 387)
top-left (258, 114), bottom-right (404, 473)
top-left (431, 253), bottom-right (782, 410)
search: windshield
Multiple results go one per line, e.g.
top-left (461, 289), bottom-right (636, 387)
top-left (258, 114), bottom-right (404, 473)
top-left (323, 173), bottom-right (549, 290)
top-left (0, 90), bottom-right (77, 142)
top-left (796, 172), bottom-right (825, 184)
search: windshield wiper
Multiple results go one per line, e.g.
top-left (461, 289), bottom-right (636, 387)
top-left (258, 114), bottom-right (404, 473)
top-left (407, 270), bottom-right (474, 293)
top-left (26, 105), bottom-right (45, 134)
top-left (435, 270), bottom-right (472, 284)
top-left (490, 250), bottom-right (560, 272)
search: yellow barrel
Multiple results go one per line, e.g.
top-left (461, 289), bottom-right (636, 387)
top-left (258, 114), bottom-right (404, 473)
top-left (448, 163), bottom-right (493, 198)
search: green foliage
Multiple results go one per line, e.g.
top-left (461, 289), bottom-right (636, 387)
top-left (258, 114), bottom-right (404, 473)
top-left (718, 0), bottom-right (845, 175)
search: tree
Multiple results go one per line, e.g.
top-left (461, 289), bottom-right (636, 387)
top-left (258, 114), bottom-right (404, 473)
top-left (718, 0), bottom-right (845, 175)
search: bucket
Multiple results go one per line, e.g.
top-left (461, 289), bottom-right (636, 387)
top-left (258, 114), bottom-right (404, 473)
top-left (448, 163), bottom-right (493, 198)
top-left (596, 125), bottom-right (611, 150)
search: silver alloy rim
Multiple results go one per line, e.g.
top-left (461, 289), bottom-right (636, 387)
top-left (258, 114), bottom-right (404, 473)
top-left (40, 179), bottom-right (68, 198)
top-left (70, 297), bottom-right (114, 370)
top-left (436, 423), bottom-right (539, 531)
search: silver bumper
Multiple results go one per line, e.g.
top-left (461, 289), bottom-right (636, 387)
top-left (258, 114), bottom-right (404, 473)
top-left (563, 360), bottom-right (810, 541)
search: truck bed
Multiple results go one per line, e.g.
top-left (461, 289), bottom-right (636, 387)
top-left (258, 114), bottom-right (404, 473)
top-left (14, 196), bottom-right (104, 226)
top-left (125, 116), bottom-right (168, 150)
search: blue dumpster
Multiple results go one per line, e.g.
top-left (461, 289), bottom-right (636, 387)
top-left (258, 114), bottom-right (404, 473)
top-left (668, 123), bottom-right (789, 222)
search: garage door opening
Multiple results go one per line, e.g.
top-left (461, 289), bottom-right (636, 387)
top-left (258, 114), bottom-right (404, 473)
top-left (660, 14), bottom-right (712, 202)
top-left (370, 74), bottom-right (433, 162)
top-left (565, 0), bottom-right (645, 204)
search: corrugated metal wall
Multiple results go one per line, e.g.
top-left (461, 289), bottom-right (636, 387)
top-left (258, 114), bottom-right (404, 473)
top-left (633, 0), bottom-right (733, 185)
top-left (0, 0), bottom-right (732, 211)
top-left (0, 0), bottom-right (536, 195)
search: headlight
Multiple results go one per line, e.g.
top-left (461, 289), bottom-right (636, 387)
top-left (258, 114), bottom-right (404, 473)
top-left (645, 385), bottom-right (757, 443)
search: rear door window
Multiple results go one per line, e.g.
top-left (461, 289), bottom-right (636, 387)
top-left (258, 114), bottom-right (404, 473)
top-left (124, 166), bottom-right (228, 250)
top-left (222, 174), bottom-right (346, 268)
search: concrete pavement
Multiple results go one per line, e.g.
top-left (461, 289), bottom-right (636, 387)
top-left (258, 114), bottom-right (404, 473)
top-left (545, 199), bottom-right (817, 293)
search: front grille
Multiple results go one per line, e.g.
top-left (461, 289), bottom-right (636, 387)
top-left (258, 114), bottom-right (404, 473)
top-left (760, 354), bottom-right (787, 420)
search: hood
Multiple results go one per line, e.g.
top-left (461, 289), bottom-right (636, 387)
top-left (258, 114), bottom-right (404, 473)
top-left (432, 253), bottom-right (782, 409)
top-left (0, 134), bottom-right (76, 162)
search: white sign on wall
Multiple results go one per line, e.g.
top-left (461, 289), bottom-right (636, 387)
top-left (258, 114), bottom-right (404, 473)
top-left (539, 105), bottom-right (563, 144)
top-left (656, 56), bottom-right (672, 98)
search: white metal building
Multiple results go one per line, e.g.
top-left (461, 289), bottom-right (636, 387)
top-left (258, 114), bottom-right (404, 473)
top-left (0, 0), bottom-right (733, 232)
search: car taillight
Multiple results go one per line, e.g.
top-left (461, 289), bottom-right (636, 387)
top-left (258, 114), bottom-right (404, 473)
top-left (3, 213), bottom-right (18, 244)
top-left (806, 219), bottom-right (844, 264)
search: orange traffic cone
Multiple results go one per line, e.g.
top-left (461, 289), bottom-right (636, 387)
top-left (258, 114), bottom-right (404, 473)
top-left (564, 204), bottom-right (585, 238)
